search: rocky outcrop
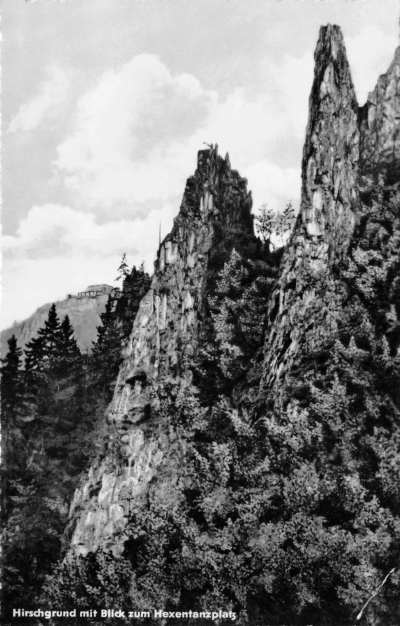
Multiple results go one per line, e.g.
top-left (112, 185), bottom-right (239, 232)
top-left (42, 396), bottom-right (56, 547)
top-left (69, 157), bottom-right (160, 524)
top-left (43, 25), bottom-right (400, 623)
top-left (259, 24), bottom-right (360, 396)
top-left (67, 146), bottom-right (254, 556)
top-left (1, 288), bottom-right (111, 359)
top-left (359, 45), bottom-right (400, 185)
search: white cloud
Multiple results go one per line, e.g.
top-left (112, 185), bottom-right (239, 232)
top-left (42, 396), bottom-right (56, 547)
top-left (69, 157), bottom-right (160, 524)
top-left (1, 202), bottom-right (179, 329)
top-left (263, 50), bottom-right (314, 142)
top-left (1, 255), bottom-right (120, 331)
top-left (55, 54), bottom-right (215, 210)
top-left (53, 51), bottom-right (310, 220)
top-left (10, 24), bottom-right (396, 331)
top-left (3, 203), bottom-right (176, 262)
top-left (247, 162), bottom-right (301, 215)
top-left (7, 65), bottom-right (70, 134)
top-left (345, 26), bottom-right (398, 104)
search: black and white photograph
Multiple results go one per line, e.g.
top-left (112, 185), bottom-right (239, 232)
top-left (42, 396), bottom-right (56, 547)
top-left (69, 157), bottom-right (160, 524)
top-left (1, 0), bottom-right (400, 624)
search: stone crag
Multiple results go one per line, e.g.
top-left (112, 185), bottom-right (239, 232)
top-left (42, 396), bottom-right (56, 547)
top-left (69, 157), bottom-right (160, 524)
top-left (63, 23), bottom-right (400, 607)
top-left (258, 25), bottom-right (360, 399)
top-left (68, 146), bottom-right (255, 556)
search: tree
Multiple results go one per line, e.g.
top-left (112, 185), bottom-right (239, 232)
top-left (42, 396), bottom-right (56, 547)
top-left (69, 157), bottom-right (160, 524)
top-left (255, 203), bottom-right (276, 251)
top-left (1, 335), bottom-right (27, 462)
top-left (56, 315), bottom-right (82, 370)
top-left (115, 253), bottom-right (129, 281)
top-left (116, 262), bottom-right (151, 340)
top-left (282, 200), bottom-right (295, 232)
top-left (91, 296), bottom-right (123, 399)
top-left (37, 304), bottom-right (62, 366)
top-left (24, 305), bottom-right (61, 372)
top-left (1, 335), bottom-right (23, 396)
top-left (25, 335), bottom-right (47, 372)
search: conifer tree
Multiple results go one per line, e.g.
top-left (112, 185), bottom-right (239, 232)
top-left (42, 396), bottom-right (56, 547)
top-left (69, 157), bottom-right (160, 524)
top-left (1, 336), bottom-right (35, 520)
top-left (1, 335), bottom-right (23, 402)
top-left (1, 336), bottom-right (27, 466)
top-left (91, 296), bottom-right (123, 398)
top-left (37, 304), bottom-right (61, 364)
top-left (56, 315), bottom-right (82, 370)
top-left (116, 261), bottom-right (151, 339)
top-left (115, 253), bottom-right (129, 281)
top-left (24, 335), bottom-right (47, 372)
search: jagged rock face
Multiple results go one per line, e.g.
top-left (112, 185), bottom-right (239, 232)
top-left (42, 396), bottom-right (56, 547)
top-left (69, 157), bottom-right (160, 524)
top-left (300, 24), bottom-right (359, 265)
top-left (68, 147), bottom-right (253, 556)
top-left (259, 25), bottom-right (360, 394)
top-left (110, 148), bottom-right (252, 428)
top-left (1, 291), bottom-right (110, 359)
top-left (359, 46), bottom-right (400, 185)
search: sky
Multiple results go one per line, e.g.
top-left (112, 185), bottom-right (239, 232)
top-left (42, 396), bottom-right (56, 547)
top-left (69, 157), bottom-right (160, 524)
top-left (2, 0), bottom-right (399, 330)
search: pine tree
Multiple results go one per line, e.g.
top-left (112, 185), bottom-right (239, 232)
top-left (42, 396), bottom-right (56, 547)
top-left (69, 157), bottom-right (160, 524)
top-left (1, 335), bottom-right (23, 401)
top-left (24, 305), bottom-right (59, 372)
top-left (25, 335), bottom-right (47, 372)
top-left (91, 296), bottom-right (123, 399)
top-left (1, 336), bottom-right (35, 523)
top-left (1, 336), bottom-right (26, 464)
top-left (115, 253), bottom-right (129, 281)
top-left (56, 315), bottom-right (82, 370)
top-left (116, 261), bottom-right (151, 339)
top-left (37, 304), bottom-right (62, 365)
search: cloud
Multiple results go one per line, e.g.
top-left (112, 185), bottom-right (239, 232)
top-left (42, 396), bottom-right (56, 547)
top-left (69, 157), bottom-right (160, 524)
top-left (26, 1), bottom-right (67, 4)
top-left (7, 65), bottom-right (70, 134)
top-left (1, 255), bottom-right (120, 331)
top-left (5, 22), bottom-right (397, 331)
top-left (2, 202), bottom-right (179, 329)
top-left (53, 51), bottom-right (310, 219)
top-left (54, 54), bottom-right (215, 210)
top-left (3, 203), bottom-right (176, 263)
top-left (247, 162), bottom-right (301, 215)
top-left (345, 26), bottom-right (398, 104)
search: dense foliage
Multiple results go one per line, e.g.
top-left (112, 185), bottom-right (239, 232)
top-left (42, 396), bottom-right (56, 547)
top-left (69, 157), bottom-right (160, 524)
top-left (1, 263), bottom-right (150, 625)
top-left (3, 178), bottom-right (399, 625)
top-left (43, 180), bottom-right (399, 625)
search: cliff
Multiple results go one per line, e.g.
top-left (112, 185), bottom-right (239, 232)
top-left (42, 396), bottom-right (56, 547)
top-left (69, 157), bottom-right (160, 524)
top-left (41, 24), bottom-right (400, 625)
top-left (258, 24), bottom-right (360, 399)
top-left (67, 146), bottom-right (255, 556)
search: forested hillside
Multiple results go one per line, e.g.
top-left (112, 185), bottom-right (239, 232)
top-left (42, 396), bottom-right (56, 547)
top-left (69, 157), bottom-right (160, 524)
top-left (1, 265), bottom-right (150, 622)
top-left (2, 24), bottom-right (399, 626)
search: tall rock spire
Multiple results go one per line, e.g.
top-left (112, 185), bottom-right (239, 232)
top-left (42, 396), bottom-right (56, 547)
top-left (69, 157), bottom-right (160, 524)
top-left (259, 25), bottom-right (360, 394)
top-left (299, 24), bottom-right (359, 266)
top-left (67, 146), bottom-right (254, 556)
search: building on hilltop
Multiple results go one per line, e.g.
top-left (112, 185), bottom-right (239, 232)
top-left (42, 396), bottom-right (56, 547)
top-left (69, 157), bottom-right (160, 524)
top-left (67, 284), bottom-right (121, 300)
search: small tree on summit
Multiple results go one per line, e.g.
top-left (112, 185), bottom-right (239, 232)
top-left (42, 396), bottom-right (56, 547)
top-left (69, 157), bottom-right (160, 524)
top-left (256, 201), bottom-right (296, 250)
top-left (255, 203), bottom-right (276, 251)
